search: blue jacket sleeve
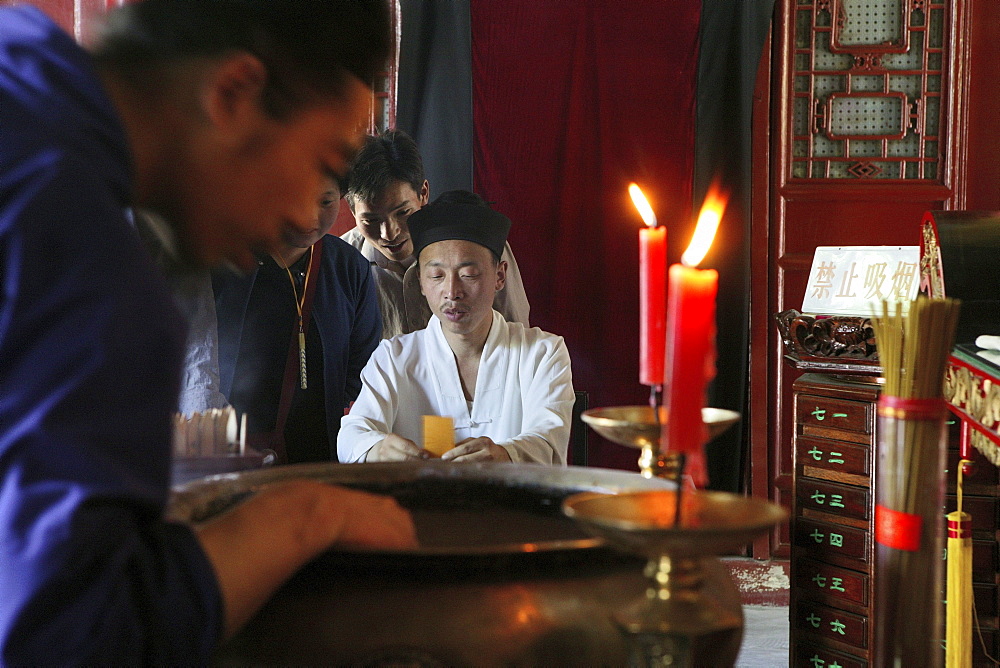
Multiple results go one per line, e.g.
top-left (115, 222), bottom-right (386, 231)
top-left (0, 146), bottom-right (224, 662)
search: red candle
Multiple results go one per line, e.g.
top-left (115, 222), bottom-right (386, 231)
top-left (661, 191), bottom-right (724, 488)
top-left (630, 184), bottom-right (666, 386)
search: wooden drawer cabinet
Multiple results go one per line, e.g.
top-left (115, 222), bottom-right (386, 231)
top-left (947, 443), bottom-right (1000, 487)
top-left (796, 436), bottom-right (871, 481)
top-left (971, 627), bottom-right (999, 667)
top-left (793, 640), bottom-right (868, 668)
top-left (793, 517), bottom-right (870, 567)
top-left (796, 395), bottom-right (873, 437)
top-left (791, 373), bottom-right (1000, 667)
top-left (793, 556), bottom-right (869, 608)
top-left (946, 494), bottom-right (999, 532)
top-left (793, 600), bottom-right (868, 651)
top-left (972, 538), bottom-right (999, 578)
top-left (796, 479), bottom-right (870, 522)
top-left (974, 583), bottom-right (998, 616)
top-left (791, 374), bottom-right (878, 666)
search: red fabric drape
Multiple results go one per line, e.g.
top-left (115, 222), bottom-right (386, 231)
top-left (471, 1), bottom-right (701, 469)
top-left (15, 0), bottom-right (126, 45)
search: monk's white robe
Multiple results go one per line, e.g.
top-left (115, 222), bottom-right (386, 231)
top-left (339, 311), bottom-right (573, 464)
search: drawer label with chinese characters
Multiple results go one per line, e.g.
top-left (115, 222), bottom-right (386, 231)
top-left (796, 436), bottom-right (870, 478)
top-left (794, 517), bottom-right (869, 566)
top-left (796, 395), bottom-right (871, 435)
top-left (794, 600), bottom-right (868, 650)
top-left (794, 556), bottom-right (868, 607)
top-left (796, 479), bottom-right (869, 521)
top-left (793, 639), bottom-right (867, 668)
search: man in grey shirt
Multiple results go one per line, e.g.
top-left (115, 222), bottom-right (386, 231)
top-left (134, 208), bottom-right (228, 417)
top-left (342, 130), bottom-right (529, 338)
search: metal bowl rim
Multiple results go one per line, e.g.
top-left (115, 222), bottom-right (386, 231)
top-left (562, 489), bottom-right (788, 538)
top-left (580, 406), bottom-right (741, 427)
top-left (169, 461), bottom-right (676, 557)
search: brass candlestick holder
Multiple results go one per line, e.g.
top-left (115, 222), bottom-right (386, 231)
top-left (564, 489), bottom-right (787, 667)
top-left (581, 406), bottom-right (740, 478)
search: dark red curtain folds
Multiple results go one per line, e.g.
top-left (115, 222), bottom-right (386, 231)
top-left (471, 1), bottom-right (701, 469)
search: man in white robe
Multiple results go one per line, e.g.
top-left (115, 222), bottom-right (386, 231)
top-left (339, 191), bottom-right (573, 464)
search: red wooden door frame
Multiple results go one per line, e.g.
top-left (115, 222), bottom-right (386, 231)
top-left (747, 0), bottom-right (999, 559)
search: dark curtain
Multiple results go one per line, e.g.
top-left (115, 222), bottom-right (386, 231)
top-left (470, 0), bottom-right (701, 471)
top-left (695, 1), bottom-right (776, 491)
top-left (396, 1), bottom-right (473, 195)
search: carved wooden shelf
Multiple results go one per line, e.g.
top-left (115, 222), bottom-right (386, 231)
top-left (775, 310), bottom-right (881, 375)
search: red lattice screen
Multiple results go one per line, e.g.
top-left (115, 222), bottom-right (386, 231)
top-left (789, 0), bottom-right (949, 180)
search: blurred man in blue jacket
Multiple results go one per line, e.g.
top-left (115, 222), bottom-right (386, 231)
top-left (0, 2), bottom-right (414, 663)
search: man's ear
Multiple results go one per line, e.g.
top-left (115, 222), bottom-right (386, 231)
top-left (200, 52), bottom-right (269, 139)
top-left (418, 180), bottom-right (430, 206)
top-left (495, 259), bottom-right (507, 292)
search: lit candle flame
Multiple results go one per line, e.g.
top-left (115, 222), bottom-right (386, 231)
top-left (681, 185), bottom-right (727, 267)
top-left (628, 183), bottom-right (657, 228)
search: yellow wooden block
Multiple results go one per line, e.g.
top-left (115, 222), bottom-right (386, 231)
top-left (423, 415), bottom-right (454, 457)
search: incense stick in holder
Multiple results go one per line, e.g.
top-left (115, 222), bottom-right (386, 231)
top-left (870, 297), bottom-right (959, 668)
top-left (872, 397), bottom-right (948, 667)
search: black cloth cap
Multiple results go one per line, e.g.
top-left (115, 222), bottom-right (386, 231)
top-left (409, 190), bottom-right (511, 261)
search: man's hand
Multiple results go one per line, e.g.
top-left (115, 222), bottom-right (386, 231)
top-left (441, 436), bottom-right (512, 462)
top-left (367, 433), bottom-right (427, 461)
top-left (196, 481), bottom-right (416, 639)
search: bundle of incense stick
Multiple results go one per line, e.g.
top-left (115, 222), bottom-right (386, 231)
top-left (171, 407), bottom-right (246, 457)
top-left (870, 296), bottom-right (960, 666)
top-left (873, 297), bottom-right (960, 400)
top-left (872, 297), bottom-right (960, 516)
